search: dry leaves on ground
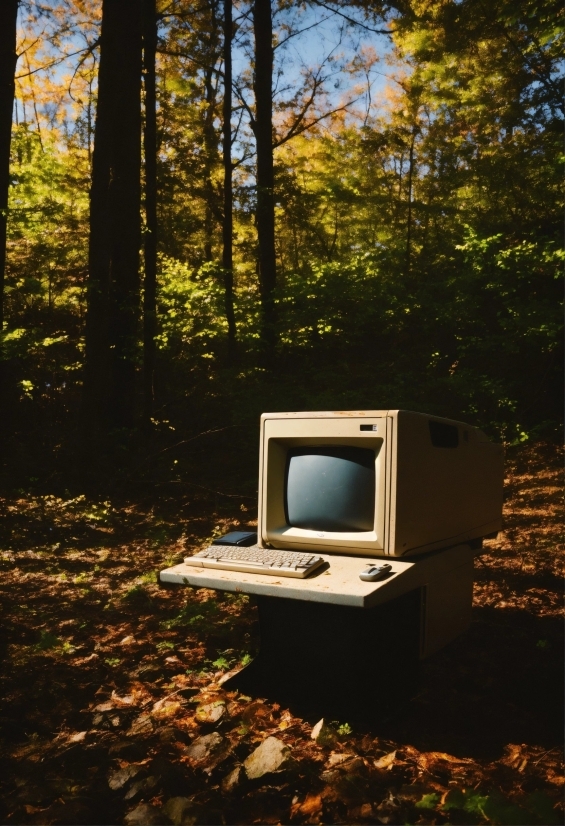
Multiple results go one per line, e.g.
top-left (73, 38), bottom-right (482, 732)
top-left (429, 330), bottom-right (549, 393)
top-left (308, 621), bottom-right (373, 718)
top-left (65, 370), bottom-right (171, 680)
top-left (0, 442), bottom-right (562, 825)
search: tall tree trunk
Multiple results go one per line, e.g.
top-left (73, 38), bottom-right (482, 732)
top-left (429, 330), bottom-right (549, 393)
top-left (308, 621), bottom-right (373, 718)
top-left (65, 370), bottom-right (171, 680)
top-left (252, 0), bottom-right (277, 363)
top-left (84, 0), bottom-right (143, 431)
top-left (203, 62), bottom-right (217, 263)
top-left (0, 0), bottom-right (19, 372)
top-left (222, 0), bottom-right (236, 355)
top-left (405, 126), bottom-right (416, 276)
top-left (143, 0), bottom-right (158, 424)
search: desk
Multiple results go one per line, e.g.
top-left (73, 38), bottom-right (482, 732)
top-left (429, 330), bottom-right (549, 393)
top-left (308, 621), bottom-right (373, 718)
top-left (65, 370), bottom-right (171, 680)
top-left (160, 545), bottom-right (474, 716)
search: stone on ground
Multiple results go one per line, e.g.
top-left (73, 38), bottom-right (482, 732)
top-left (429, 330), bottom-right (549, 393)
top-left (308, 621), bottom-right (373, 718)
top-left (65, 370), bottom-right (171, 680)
top-left (244, 736), bottom-right (292, 780)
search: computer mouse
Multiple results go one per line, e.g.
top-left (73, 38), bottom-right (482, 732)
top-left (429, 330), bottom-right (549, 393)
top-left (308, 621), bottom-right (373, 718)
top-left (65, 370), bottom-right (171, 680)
top-left (359, 563), bottom-right (392, 581)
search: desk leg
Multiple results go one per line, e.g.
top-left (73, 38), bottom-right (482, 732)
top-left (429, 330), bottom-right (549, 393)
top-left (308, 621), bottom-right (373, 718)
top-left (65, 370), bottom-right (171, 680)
top-left (223, 588), bottom-right (421, 718)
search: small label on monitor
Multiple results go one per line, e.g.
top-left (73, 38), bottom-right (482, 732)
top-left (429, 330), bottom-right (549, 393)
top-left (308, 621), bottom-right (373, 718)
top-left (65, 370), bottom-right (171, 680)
top-left (360, 424), bottom-right (377, 431)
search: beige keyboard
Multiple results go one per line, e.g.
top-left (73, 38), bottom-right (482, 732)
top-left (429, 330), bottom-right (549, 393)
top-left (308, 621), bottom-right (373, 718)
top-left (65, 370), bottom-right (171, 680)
top-left (184, 544), bottom-right (325, 578)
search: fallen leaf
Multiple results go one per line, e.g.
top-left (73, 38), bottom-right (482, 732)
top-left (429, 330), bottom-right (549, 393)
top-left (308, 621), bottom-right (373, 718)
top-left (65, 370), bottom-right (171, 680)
top-left (163, 796), bottom-right (195, 825)
top-left (127, 713), bottom-right (154, 736)
top-left (95, 701), bottom-right (114, 712)
top-left (195, 701), bottom-right (225, 724)
top-left (326, 752), bottom-right (357, 767)
top-left (152, 698), bottom-right (182, 718)
top-left (374, 750), bottom-right (396, 770)
top-left (124, 775), bottom-right (159, 801)
top-left (221, 765), bottom-right (243, 793)
top-left (112, 690), bottom-right (135, 706)
top-left (108, 765), bottom-right (143, 790)
top-left (124, 803), bottom-right (164, 825)
top-left (185, 732), bottom-right (224, 763)
top-left (291, 792), bottom-right (323, 818)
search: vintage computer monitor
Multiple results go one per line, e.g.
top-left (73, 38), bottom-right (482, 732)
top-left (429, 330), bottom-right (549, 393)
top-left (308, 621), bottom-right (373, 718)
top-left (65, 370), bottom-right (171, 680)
top-left (258, 409), bottom-right (504, 558)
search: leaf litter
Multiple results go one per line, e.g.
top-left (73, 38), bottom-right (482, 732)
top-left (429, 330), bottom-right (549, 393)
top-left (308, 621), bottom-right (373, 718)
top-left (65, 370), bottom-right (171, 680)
top-left (0, 442), bottom-right (562, 824)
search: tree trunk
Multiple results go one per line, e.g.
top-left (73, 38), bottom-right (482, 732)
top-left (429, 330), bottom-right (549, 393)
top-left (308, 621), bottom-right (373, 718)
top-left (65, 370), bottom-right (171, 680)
top-left (405, 126), bottom-right (416, 276)
top-left (203, 62), bottom-right (217, 263)
top-left (84, 0), bottom-right (143, 431)
top-left (253, 0), bottom-right (277, 363)
top-left (143, 0), bottom-right (158, 424)
top-left (222, 0), bottom-right (237, 355)
top-left (0, 0), bottom-right (19, 357)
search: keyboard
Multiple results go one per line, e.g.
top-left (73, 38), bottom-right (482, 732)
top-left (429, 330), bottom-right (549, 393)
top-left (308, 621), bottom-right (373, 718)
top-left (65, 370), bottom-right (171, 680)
top-left (184, 544), bottom-right (325, 578)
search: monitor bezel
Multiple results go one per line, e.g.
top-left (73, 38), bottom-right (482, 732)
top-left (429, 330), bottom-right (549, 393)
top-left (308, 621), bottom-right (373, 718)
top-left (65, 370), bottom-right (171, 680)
top-left (259, 415), bottom-right (388, 555)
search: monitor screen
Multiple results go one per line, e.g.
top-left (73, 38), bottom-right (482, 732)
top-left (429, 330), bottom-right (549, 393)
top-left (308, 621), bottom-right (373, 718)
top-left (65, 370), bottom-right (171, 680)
top-left (284, 446), bottom-right (376, 532)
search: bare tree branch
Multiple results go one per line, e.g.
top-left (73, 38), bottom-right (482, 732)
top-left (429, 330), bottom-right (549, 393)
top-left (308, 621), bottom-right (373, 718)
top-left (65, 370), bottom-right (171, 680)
top-left (309, 0), bottom-right (393, 36)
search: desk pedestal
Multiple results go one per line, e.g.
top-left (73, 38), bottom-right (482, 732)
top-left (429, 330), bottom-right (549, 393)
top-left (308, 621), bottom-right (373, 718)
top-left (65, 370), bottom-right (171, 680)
top-left (223, 588), bottom-right (421, 719)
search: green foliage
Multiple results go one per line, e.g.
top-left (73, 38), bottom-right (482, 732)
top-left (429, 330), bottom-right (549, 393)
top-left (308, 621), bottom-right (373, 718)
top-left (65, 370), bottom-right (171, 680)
top-left (161, 598), bottom-right (220, 632)
top-left (122, 585), bottom-right (152, 606)
top-left (436, 787), bottom-right (561, 824)
top-left (140, 570), bottom-right (158, 585)
top-left (156, 641), bottom-right (175, 651)
top-left (211, 655), bottom-right (230, 669)
top-left (416, 793), bottom-right (440, 810)
top-left (104, 657), bottom-right (121, 667)
top-left (2, 0), bottom-right (562, 490)
top-left (36, 630), bottom-right (61, 650)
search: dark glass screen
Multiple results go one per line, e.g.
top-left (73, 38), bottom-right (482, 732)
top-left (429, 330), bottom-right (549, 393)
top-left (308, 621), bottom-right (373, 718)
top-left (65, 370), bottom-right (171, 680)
top-left (285, 446), bottom-right (376, 532)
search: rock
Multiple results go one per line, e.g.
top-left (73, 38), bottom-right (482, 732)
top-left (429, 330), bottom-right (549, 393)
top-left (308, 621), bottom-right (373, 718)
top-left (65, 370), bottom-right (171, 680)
top-left (221, 765), bottom-right (243, 793)
top-left (108, 765), bottom-right (143, 791)
top-left (195, 701), bottom-right (225, 724)
top-left (124, 803), bottom-right (164, 825)
top-left (184, 732), bottom-right (224, 763)
top-left (163, 797), bottom-right (196, 826)
top-left (243, 737), bottom-right (292, 780)
top-left (311, 718), bottom-right (336, 747)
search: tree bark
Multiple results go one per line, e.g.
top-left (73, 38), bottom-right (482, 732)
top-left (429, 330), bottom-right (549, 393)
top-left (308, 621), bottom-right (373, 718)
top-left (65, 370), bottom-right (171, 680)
top-left (84, 0), bottom-right (143, 431)
top-left (143, 0), bottom-right (158, 424)
top-left (252, 0), bottom-right (277, 363)
top-left (0, 0), bottom-right (19, 350)
top-left (222, 0), bottom-right (237, 355)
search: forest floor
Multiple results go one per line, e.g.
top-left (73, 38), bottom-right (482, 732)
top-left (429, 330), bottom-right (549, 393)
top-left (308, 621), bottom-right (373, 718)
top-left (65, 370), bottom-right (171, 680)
top-left (0, 441), bottom-right (563, 826)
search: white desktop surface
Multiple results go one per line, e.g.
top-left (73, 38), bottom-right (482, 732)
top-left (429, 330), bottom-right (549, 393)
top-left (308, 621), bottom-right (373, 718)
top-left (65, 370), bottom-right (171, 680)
top-left (159, 544), bottom-right (473, 608)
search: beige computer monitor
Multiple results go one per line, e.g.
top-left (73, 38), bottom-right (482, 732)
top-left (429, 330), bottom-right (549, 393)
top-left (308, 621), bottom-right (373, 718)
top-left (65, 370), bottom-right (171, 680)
top-left (258, 410), bottom-right (504, 558)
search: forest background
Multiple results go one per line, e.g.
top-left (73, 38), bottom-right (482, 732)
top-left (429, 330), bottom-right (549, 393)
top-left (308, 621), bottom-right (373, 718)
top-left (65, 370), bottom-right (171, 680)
top-left (0, 3), bottom-right (563, 825)
top-left (0, 0), bottom-right (562, 500)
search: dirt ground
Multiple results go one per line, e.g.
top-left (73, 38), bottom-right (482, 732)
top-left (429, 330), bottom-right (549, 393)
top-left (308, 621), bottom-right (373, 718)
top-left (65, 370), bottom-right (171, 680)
top-left (0, 441), bottom-right (563, 825)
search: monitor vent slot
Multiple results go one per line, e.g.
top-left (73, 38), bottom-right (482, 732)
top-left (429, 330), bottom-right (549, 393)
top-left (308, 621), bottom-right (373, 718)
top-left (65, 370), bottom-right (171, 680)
top-left (429, 420), bottom-right (459, 448)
